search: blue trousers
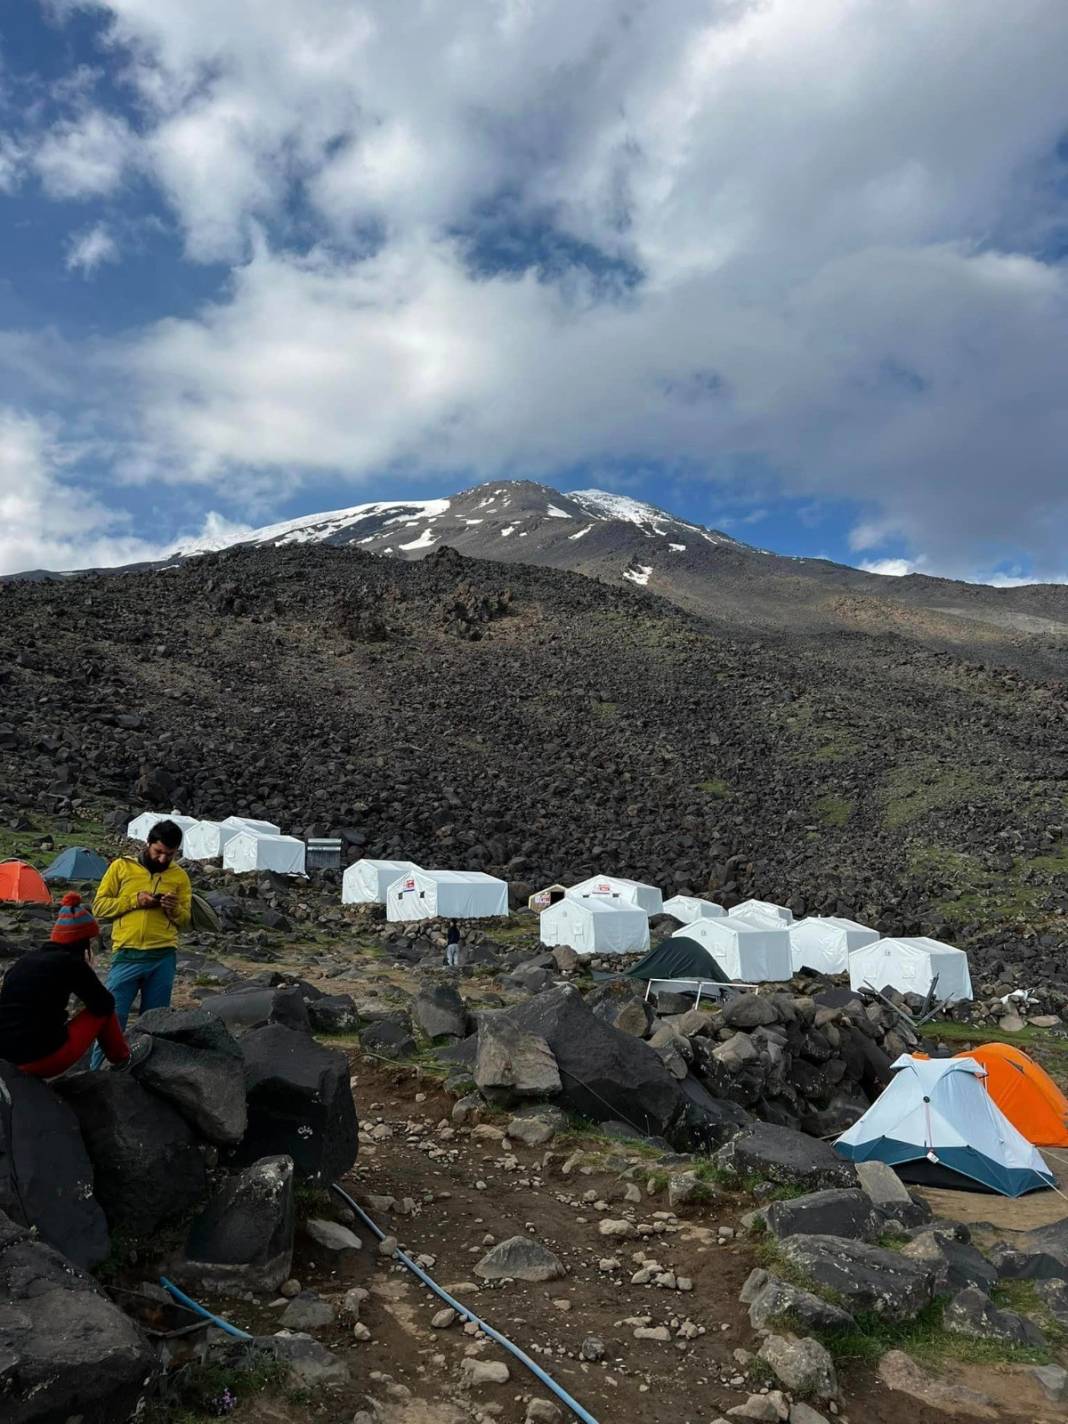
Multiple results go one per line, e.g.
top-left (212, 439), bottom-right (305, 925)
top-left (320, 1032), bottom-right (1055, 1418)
top-left (90, 951), bottom-right (176, 1069)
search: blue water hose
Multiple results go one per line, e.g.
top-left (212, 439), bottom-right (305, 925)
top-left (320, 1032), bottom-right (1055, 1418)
top-left (159, 1276), bottom-right (253, 1340)
top-left (330, 1181), bottom-right (601, 1424)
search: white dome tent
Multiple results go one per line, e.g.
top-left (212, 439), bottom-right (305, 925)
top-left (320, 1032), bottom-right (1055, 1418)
top-left (540, 896), bottom-right (649, 956)
top-left (849, 936), bottom-right (972, 1003)
top-left (222, 814), bottom-right (280, 837)
top-left (729, 899), bottom-right (794, 925)
top-left (673, 917), bottom-right (793, 982)
top-left (568, 875), bottom-right (663, 915)
top-left (789, 916), bottom-right (880, 975)
top-left (662, 895), bottom-right (725, 925)
top-left (386, 869), bottom-right (509, 922)
top-left (343, 858), bottom-right (420, 906)
top-left (836, 1055), bottom-right (1053, 1197)
top-left (223, 832), bottom-right (306, 877)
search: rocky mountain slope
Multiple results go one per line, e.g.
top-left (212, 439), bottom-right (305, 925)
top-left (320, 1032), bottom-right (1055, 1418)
top-left (2, 539), bottom-right (1066, 964)
top-left (167, 478), bottom-right (1068, 675)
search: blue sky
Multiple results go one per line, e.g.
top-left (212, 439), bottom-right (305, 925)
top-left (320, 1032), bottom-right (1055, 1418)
top-left (2, 1), bottom-right (1068, 581)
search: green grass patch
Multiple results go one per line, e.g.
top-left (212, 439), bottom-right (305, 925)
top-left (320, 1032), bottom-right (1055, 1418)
top-left (0, 812), bottom-right (111, 871)
top-left (917, 1020), bottom-right (1068, 1082)
top-left (697, 778), bottom-right (730, 798)
top-left (879, 762), bottom-right (990, 830)
top-left (818, 1299), bottom-right (1050, 1368)
top-left (907, 841), bottom-right (1068, 933)
top-left (994, 1280), bottom-right (1067, 1346)
top-left (591, 699), bottom-right (620, 720)
top-left (144, 1354), bottom-right (290, 1424)
top-left (814, 795), bottom-right (853, 827)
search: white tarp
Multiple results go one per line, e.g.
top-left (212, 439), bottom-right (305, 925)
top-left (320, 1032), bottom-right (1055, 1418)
top-left (222, 814), bottom-right (281, 836)
top-left (183, 819), bottom-right (247, 860)
top-left (540, 896), bottom-right (649, 956)
top-left (568, 875), bottom-right (663, 915)
top-left (126, 810), bottom-right (199, 844)
top-left (673, 917), bottom-right (793, 982)
top-left (223, 831), bottom-right (306, 876)
top-left (848, 935), bottom-right (972, 1003)
top-left (386, 868), bottom-right (509, 922)
top-left (789, 916), bottom-right (880, 974)
top-left (663, 895), bottom-right (726, 925)
top-left (729, 899), bottom-right (794, 924)
top-left (343, 858), bottom-right (419, 905)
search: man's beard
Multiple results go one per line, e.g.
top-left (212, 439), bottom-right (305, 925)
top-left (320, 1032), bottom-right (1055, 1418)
top-left (142, 849), bottom-right (168, 872)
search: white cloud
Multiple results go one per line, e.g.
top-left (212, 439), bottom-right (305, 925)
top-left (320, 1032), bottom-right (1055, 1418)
top-left (33, 108), bottom-right (133, 198)
top-left (859, 558), bottom-right (917, 578)
top-left (66, 223), bottom-right (119, 275)
top-left (19, 0), bottom-right (1068, 576)
top-left (0, 134), bottom-right (24, 193)
top-left (0, 407), bottom-right (233, 575)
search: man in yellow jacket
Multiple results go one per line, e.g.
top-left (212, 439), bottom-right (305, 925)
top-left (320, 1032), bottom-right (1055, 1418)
top-left (91, 819), bottom-right (191, 1066)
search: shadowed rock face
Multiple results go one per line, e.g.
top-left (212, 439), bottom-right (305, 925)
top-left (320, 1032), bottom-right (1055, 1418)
top-left (0, 519), bottom-right (1065, 983)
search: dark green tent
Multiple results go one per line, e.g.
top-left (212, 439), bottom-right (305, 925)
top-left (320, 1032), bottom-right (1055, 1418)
top-left (626, 934), bottom-right (730, 984)
top-left (190, 892), bottom-right (222, 932)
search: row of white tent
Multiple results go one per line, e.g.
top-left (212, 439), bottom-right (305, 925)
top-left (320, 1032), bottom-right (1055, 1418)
top-left (341, 859), bottom-right (510, 922)
top-left (127, 811), bottom-right (306, 876)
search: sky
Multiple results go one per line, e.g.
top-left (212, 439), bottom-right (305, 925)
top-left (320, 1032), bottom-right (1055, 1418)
top-left (1, 1), bottom-right (1068, 583)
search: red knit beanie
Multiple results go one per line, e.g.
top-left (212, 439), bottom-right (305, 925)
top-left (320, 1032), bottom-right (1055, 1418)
top-left (51, 891), bottom-right (99, 945)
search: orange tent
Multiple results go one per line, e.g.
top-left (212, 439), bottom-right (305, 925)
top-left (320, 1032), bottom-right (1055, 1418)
top-left (0, 859), bottom-right (51, 905)
top-left (959, 1041), bottom-right (1068, 1148)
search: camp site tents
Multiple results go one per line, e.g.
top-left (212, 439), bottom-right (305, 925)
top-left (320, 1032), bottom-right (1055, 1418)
top-left (222, 832), bottom-right (306, 876)
top-left (959, 1043), bottom-right (1068, 1149)
top-left (342, 858), bottom-right (419, 906)
top-left (183, 820), bottom-right (247, 861)
top-left (789, 916), bottom-right (880, 975)
top-left (0, 860), bottom-right (50, 905)
top-left (386, 869), bottom-right (509, 922)
top-left (673, 917), bottom-right (793, 982)
top-left (627, 934), bottom-right (731, 988)
top-left (126, 811), bottom-right (199, 844)
top-left (222, 815), bottom-right (280, 837)
top-left (568, 875), bottom-right (663, 915)
top-left (539, 895), bottom-right (649, 956)
top-left (41, 847), bottom-right (109, 882)
top-left (849, 935), bottom-right (972, 1003)
top-left (528, 883), bottom-right (568, 912)
top-left (728, 899), bottom-right (794, 924)
top-left (836, 1054), bottom-right (1054, 1197)
top-left (662, 895), bottom-right (725, 925)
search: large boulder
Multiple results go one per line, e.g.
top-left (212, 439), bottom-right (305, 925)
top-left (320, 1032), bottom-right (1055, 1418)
top-left (134, 1007), bottom-right (247, 1145)
top-left (412, 983), bottom-right (469, 1041)
top-left (199, 984), bottom-right (310, 1034)
top-left (56, 1073), bottom-right (208, 1236)
top-left (0, 1211), bottom-right (157, 1423)
top-left (760, 1189), bottom-right (881, 1243)
top-left (233, 1025), bottom-right (358, 1183)
top-left (741, 1268), bottom-right (856, 1333)
top-left (713, 1123), bottom-right (857, 1190)
top-left (778, 1234), bottom-right (936, 1321)
top-left (176, 1155), bottom-right (295, 1296)
top-left (499, 986), bottom-right (682, 1134)
top-left (586, 980), bottom-right (654, 1038)
top-left (474, 1019), bottom-right (562, 1106)
top-left (901, 1229), bottom-right (998, 1295)
top-left (944, 1287), bottom-right (1046, 1347)
top-left (305, 993), bottom-right (359, 1035)
top-left (474, 1236), bottom-right (565, 1282)
top-left (0, 1060), bottom-right (109, 1270)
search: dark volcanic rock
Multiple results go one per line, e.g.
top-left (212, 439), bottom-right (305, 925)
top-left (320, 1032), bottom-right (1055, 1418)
top-left (714, 1122), bottom-right (857, 1190)
top-left (235, 1025), bottom-right (358, 1183)
top-left (0, 1060), bottom-right (109, 1270)
top-left (135, 1007), bottom-right (247, 1145)
top-left (0, 1212), bottom-right (156, 1424)
top-left (501, 985), bottom-right (681, 1135)
top-left (761, 1188), bottom-right (881, 1243)
top-left (177, 1155), bottom-right (295, 1296)
top-left (778, 1234), bottom-right (936, 1321)
top-left (200, 984), bottom-right (310, 1034)
top-left (412, 983), bottom-right (469, 1040)
top-left (56, 1073), bottom-right (208, 1235)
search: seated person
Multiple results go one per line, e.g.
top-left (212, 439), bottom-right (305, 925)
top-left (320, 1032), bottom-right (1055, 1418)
top-left (0, 892), bottom-right (153, 1077)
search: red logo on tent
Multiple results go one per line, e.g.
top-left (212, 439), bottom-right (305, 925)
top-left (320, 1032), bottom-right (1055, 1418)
top-left (403, 877), bottom-right (416, 892)
top-left (595, 882), bottom-right (611, 892)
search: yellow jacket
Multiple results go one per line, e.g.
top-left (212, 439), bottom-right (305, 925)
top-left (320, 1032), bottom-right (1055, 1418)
top-left (93, 857), bottom-right (192, 952)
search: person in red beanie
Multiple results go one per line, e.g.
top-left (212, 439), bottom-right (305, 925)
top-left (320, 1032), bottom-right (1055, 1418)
top-left (0, 891), bottom-right (153, 1077)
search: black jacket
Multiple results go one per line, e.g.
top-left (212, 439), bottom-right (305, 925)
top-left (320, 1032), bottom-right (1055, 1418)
top-left (0, 944), bottom-right (115, 1065)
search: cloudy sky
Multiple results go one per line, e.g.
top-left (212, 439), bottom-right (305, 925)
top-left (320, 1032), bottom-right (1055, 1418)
top-left (2, 1), bottom-right (1067, 580)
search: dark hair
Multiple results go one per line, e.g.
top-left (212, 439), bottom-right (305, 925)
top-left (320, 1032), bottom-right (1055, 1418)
top-left (147, 819), bottom-right (183, 849)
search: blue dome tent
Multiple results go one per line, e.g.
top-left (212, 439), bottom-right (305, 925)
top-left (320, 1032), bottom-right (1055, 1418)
top-left (42, 847), bottom-right (109, 883)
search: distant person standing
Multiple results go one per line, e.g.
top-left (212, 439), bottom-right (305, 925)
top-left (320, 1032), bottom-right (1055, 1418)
top-left (90, 819), bottom-right (191, 1066)
top-left (445, 919), bottom-right (461, 968)
top-left (0, 893), bottom-right (152, 1076)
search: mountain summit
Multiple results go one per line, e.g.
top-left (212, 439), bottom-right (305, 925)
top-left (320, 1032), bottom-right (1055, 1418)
top-left (175, 479), bottom-right (1068, 664)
